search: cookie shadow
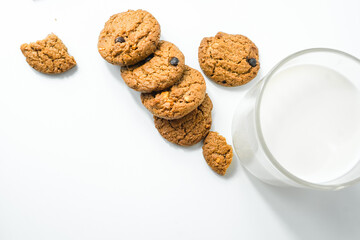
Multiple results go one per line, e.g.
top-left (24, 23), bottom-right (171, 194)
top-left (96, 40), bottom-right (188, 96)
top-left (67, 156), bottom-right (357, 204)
top-left (104, 63), bottom-right (154, 121)
top-left (159, 136), bottom-right (237, 179)
top-left (223, 150), bottom-right (238, 179)
top-left (125, 86), bottom-right (154, 122)
top-left (31, 65), bottom-right (78, 79)
top-left (105, 62), bottom-right (122, 84)
top-left (157, 134), bottom-right (203, 153)
top-left (204, 69), bottom-right (263, 93)
top-left (246, 170), bottom-right (360, 240)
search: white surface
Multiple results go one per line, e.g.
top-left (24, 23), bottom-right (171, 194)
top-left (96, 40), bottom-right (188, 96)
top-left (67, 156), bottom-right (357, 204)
top-left (0, 0), bottom-right (360, 239)
top-left (260, 64), bottom-right (360, 183)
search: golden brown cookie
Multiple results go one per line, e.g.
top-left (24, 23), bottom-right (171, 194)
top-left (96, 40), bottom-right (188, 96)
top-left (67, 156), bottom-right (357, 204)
top-left (141, 65), bottom-right (206, 120)
top-left (121, 41), bottom-right (185, 93)
top-left (202, 131), bottom-right (233, 175)
top-left (154, 94), bottom-right (212, 146)
top-left (198, 32), bottom-right (259, 87)
top-left (20, 33), bottom-right (76, 74)
top-left (98, 10), bottom-right (161, 66)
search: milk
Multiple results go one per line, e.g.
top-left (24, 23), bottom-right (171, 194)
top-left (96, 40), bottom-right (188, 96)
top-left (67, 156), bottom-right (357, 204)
top-left (259, 64), bottom-right (360, 183)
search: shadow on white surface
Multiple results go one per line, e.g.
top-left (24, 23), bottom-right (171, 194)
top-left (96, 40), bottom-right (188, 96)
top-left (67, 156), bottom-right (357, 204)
top-left (126, 88), bottom-right (150, 117)
top-left (203, 68), bottom-right (264, 93)
top-left (104, 62), bottom-right (153, 119)
top-left (105, 62), bottom-right (121, 83)
top-left (246, 170), bottom-right (360, 240)
top-left (27, 64), bottom-right (78, 79)
top-left (223, 151), bottom-right (238, 179)
top-left (153, 131), bottom-right (203, 154)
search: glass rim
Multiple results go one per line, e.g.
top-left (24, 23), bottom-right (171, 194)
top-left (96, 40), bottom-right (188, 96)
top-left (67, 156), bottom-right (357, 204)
top-left (255, 48), bottom-right (360, 190)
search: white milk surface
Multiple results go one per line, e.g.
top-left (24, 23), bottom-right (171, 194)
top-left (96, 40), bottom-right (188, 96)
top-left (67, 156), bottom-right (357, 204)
top-left (260, 64), bottom-right (360, 183)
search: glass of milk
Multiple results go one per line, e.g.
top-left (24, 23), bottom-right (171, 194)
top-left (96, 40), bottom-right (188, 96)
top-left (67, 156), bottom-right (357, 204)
top-left (232, 48), bottom-right (360, 190)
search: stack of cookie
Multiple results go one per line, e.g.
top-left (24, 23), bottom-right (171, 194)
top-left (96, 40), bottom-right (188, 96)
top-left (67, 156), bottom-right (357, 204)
top-left (98, 9), bottom-right (232, 175)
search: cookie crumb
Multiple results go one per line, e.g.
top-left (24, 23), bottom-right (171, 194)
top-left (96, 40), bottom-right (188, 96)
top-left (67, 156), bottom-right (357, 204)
top-left (202, 131), bottom-right (233, 175)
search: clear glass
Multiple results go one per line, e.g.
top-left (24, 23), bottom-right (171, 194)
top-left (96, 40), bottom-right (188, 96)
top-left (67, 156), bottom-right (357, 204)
top-left (232, 48), bottom-right (360, 190)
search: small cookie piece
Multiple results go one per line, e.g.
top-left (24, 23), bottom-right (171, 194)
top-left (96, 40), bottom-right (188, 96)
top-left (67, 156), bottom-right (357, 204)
top-left (198, 32), bottom-right (259, 86)
top-left (121, 41), bottom-right (185, 93)
top-left (98, 10), bottom-right (161, 66)
top-left (141, 65), bottom-right (206, 120)
top-left (202, 131), bottom-right (233, 175)
top-left (154, 94), bottom-right (212, 146)
top-left (20, 34), bottom-right (76, 74)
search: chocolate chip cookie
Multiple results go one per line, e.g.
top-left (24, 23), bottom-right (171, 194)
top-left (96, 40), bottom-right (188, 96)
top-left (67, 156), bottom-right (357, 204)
top-left (141, 65), bottom-right (206, 120)
top-left (154, 94), bottom-right (212, 146)
top-left (198, 32), bottom-right (259, 86)
top-left (98, 9), bottom-right (161, 66)
top-left (121, 40), bottom-right (185, 93)
top-left (202, 131), bottom-right (233, 175)
top-left (20, 33), bottom-right (76, 74)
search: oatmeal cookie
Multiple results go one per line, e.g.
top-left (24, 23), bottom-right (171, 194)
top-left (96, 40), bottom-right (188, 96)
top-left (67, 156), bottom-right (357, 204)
top-left (98, 9), bottom-right (161, 66)
top-left (154, 94), bottom-right (212, 146)
top-left (20, 33), bottom-right (76, 74)
top-left (141, 65), bottom-right (206, 120)
top-left (121, 40), bottom-right (185, 92)
top-left (198, 32), bottom-right (259, 86)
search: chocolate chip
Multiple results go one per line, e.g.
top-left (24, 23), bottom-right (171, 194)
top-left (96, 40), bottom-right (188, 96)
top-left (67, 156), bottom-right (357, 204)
top-left (145, 54), bottom-right (154, 63)
top-left (170, 57), bottom-right (179, 66)
top-left (115, 37), bottom-right (125, 43)
top-left (222, 81), bottom-right (227, 84)
top-left (247, 58), bottom-right (257, 67)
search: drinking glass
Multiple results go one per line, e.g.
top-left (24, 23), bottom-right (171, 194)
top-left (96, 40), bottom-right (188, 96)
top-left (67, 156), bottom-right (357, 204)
top-left (232, 48), bottom-right (360, 190)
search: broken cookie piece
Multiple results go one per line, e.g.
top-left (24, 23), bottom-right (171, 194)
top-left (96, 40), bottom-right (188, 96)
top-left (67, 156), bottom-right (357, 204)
top-left (20, 33), bottom-right (76, 74)
top-left (202, 131), bottom-right (233, 175)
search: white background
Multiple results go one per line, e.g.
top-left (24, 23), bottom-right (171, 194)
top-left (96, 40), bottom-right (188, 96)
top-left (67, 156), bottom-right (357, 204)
top-left (1, 0), bottom-right (360, 239)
